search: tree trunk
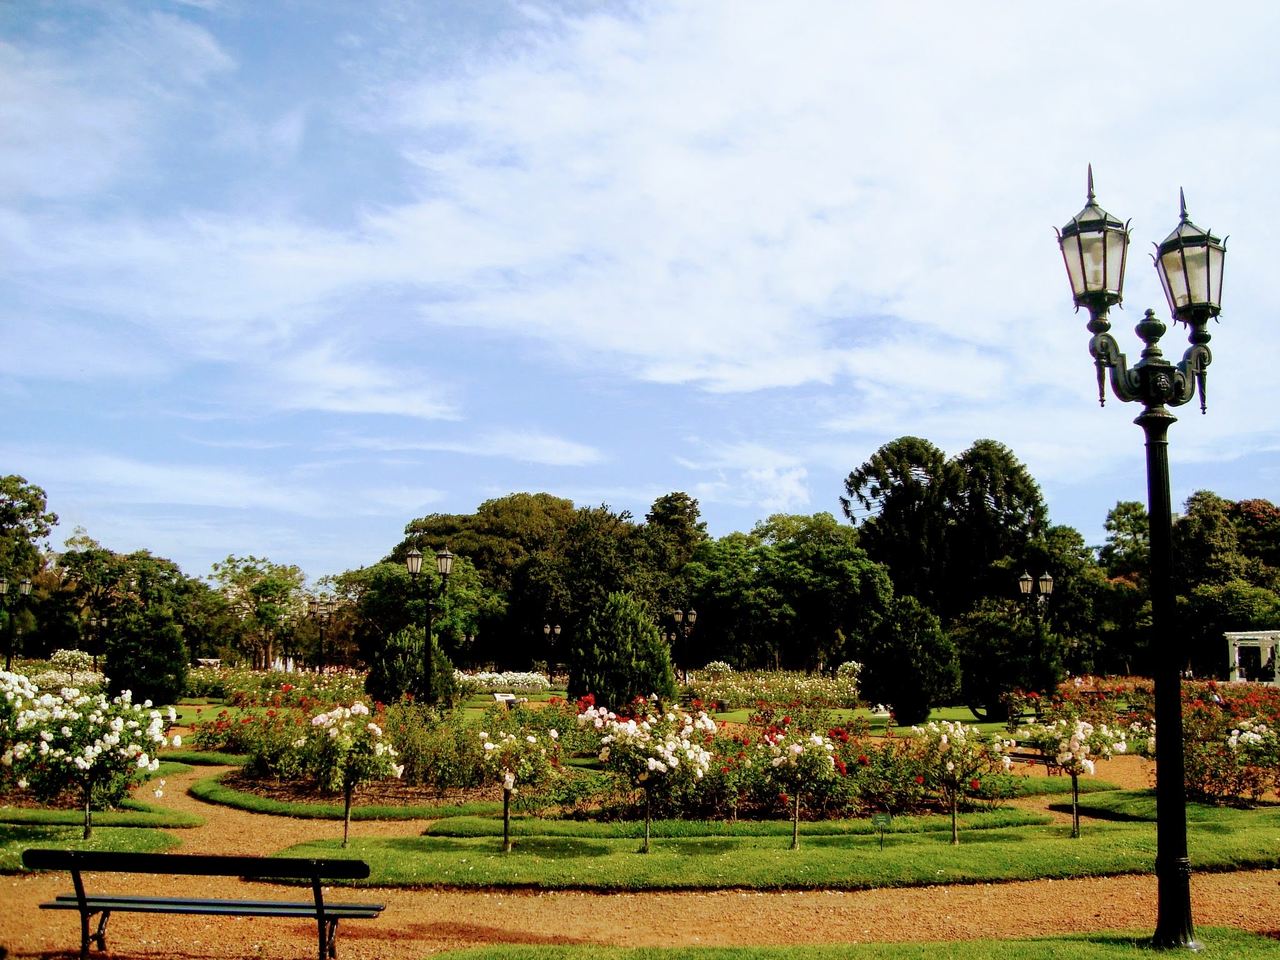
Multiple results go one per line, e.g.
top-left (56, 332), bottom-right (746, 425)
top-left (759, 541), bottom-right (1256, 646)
top-left (791, 791), bottom-right (801, 850)
top-left (1070, 773), bottom-right (1081, 839)
top-left (342, 783), bottom-right (353, 848)
top-left (950, 792), bottom-right (959, 845)
top-left (642, 790), bottom-right (651, 854)
top-left (83, 787), bottom-right (93, 841)
top-left (502, 787), bottom-right (513, 853)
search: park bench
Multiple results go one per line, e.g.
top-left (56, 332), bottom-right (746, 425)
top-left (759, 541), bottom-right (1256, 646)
top-left (22, 848), bottom-right (383, 960)
top-left (492, 692), bottom-right (527, 708)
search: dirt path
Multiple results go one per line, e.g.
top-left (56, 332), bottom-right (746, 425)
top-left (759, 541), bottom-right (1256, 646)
top-left (3, 757), bottom-right (1279, 959)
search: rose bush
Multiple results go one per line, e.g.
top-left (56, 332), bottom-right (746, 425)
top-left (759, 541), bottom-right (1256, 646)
top-left (3, 682), bottom-right (178, 838)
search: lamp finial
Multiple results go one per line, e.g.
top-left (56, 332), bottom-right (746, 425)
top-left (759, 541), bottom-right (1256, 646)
top-left (1179, 187), bottom-right (1188, 222)
top-left (1087, 164), bottom-right (1095, 201)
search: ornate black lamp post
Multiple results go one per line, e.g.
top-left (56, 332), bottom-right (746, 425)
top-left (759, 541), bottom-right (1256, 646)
top-left (0, 577), bottom-right (24, 671)
top-left (1017, 571), bottom-right (1054, 615)
top-left (1057, 166), bottom-right (1226, 950)
top-left (309, 598), bottom-right (334, 670)
top-left (405, 546), bottom-right (454, 682)
top-left (671, 608), bottom-right (697, 683)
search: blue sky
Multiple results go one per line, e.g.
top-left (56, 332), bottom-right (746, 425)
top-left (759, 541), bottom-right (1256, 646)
top-left (3, 0), bottom-right (1278, 584)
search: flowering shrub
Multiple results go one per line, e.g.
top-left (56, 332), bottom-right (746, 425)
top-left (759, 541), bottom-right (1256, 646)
top-left (1134, 697), bottom-right (1280, 805)
top-left (382, 704), bottom-right (486, 790)
top-left (687, 669), bottom-right (860, 711)
top-left (1020, 718), bottom-right (1128, 837)
top-left (456, 670), bottom-right (552, 695)
top-left (240, 709), bottom-right (313, 781)
top-left (699, 661), bottom-right (734, 679)
top-left (580, 703), bottom-right (715, 851)
top-left (478, 727), bottom-right (561, 851)
top-left (760, 725), bottom-right (839, 849)
top-left (910, 720), bottom-right (1014, 844)
top-left (835, 732), bottom-right (929, 816)
top-left (308, 702), bottom-right (403, 846)
top-left (215, 668), bottom-right (367, 709)
top-left (3, 684), bottom-right (178, 837)
top-left (190, 709), bottom-right (272, 755)
top-left (0, 671), bottom-right (39, 788)
top-left (27, 650), bottom-right (106, 696)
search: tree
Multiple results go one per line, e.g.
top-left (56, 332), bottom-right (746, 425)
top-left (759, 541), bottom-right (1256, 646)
top-left (1173, 491), bottom-right (1251, 590)
top-left (840, 437), bottom-right (1048, 621)
top-left (105, 607), bottom-right (188, 706)
top-left (859, 596), bottom-right (959, 726)
top-left (1183, 580), bottom-right (1280, 677)
top-left (841, 437), bottom-right (951, 612)
top-left (944, 440), bottom-right (1048, 616)
top-left (755, 513), bottom-right (892, 670)
top-left (1099, 501), bottom-right (1150, 586)
top-left (209, 555), bottom-right (306, 668)
top-left (568, 592), bottom-right (676, 709)
top-left (949, 599), bottom-right (1065, 720)
top-left (364, 624), bottom-right (458, 707)
top-left (0, 475), bottom-right (57, 581)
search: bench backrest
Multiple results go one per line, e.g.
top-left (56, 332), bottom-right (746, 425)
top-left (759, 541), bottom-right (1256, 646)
top-left (22, 849), bottom-right (370, 880)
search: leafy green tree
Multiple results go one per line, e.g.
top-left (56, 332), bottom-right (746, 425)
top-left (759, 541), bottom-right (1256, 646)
top-left (841, 436), bottom-right (951, 613)
top-left (1183, 580), bottom-right (1280, 677)
top-left (944, 439), bottom-right (1048, 615)
top-left (1099, 500), bottom-right (1150, 586)
top-left (841, 437), bottom-right (1047, 621)
top-left (755, 512), bottom-right (892, 670)
top-left (209, 555), bottom-right (306, 668)
top-left (568, 592), bottom-right (676, 709)
top-left (949, 598), bottom-right (1065, 720)
top-left (105, 607), bottom-right (188, 705)
top-left (1173, 491), bottom-right (1251, 589)
top-left (364, 624), bottom-right (458, 707)
top-left (859, 595), bottom-right (958, 725)
top-left (681, 532), bottom-right (781, 668)
top-left (0, 475), bottom-right (57, 582)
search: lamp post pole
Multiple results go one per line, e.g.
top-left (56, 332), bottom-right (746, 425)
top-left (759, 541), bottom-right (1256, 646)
top-left (671, 609), bottom-right (697, 684)
top-left (1057, 167), bottom-right (1225, 950)
top-left (405, 546), bottom-right (454, 694)
top-left (0, 577), bottom-right (9, 672)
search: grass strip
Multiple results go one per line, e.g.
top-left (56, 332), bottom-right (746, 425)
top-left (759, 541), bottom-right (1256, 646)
top-left (0, 824), bottom-right (179, 873)
top-left (189, 771), bottom-right (502, 820)
top-left (427, 808), bottom-right (1049, 839)
top-left (277, 802), bottom-right (1280, 890)
top-left (162, 748), bottom-right (247, 766)
top-left (427, 929), bottom-right (1280, 960)
top-left (0, 799), bottom-right (203, 829)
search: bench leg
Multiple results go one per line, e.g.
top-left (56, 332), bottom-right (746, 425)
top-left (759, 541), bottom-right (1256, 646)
top-left (327, 918), bottom-right (339, 959)
top-left (93, 910), bottom-right (111, 952)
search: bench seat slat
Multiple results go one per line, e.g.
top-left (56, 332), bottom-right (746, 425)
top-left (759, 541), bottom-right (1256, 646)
top-left (48, 894), bottom-right (383, 916)
top-left (41, 900), bottom-right (382, 918)
top-left (22, 849), bottom-right (370, 880)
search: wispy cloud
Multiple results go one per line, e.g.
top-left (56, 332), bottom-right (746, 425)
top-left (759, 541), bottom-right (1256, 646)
top-left (344, 429), bottom-right (604, 467)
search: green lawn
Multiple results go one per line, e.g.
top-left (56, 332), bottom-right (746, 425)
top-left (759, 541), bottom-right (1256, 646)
top-left (188, 770), bottom-right (502, 819)
top-left (0, 824), bottom-right (179, 871)
top-left (426, 931), bottom-right (1280, 960)
top-left (275, 794), bottom-right (1280, 890)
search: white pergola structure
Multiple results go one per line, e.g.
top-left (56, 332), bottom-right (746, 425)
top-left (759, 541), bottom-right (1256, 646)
top-left (1225, 630), bottom-right (1280, 685)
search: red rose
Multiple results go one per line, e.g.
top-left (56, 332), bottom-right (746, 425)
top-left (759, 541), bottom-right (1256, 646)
top-left (970, 779), bottom-right (981, 791)
top-left (914, 775), bottom-right (925, 785)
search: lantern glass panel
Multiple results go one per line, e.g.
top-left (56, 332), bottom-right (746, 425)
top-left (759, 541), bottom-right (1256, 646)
top-left (1159, 248), bottom-right (1191, 312)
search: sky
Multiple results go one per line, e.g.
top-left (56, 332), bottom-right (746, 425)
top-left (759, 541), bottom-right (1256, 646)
top-left (3, 0), bottom-right (1279, 585)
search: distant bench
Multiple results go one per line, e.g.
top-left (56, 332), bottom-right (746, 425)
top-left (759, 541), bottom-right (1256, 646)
top-left (492, 692), bottom-right (528, 709)
top-left (22, 848), bottom-right (383, 960)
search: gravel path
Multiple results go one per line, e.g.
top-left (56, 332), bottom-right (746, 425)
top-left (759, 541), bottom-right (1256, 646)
top-left (3, 756), bottom-right (1278, 959)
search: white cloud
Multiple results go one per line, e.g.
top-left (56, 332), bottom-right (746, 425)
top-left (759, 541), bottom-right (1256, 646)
top-left (344, 429), bottom-right (603, 466)
top-left (681, 441), bottom-right (810, 514)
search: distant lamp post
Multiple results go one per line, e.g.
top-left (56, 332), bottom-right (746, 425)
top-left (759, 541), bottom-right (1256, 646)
top-left (1017, 571), bottom-right (1054, 611)
top-left (88, 614), bottom-right (108, 668)
top-left (1057, 167), bottom-right (1225, 951)
top-left (0, 577), bottom-right (10, 671)
top-left (671, 608), bottom-right (697, 683)
top-left (309, 597), bottom-right (334, 670)
top-left (405, 546), bottom-right (454, 690)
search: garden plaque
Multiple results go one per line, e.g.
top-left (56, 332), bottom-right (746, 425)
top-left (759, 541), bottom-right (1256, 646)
top-left (871, 812), bottom-right (892, 850)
